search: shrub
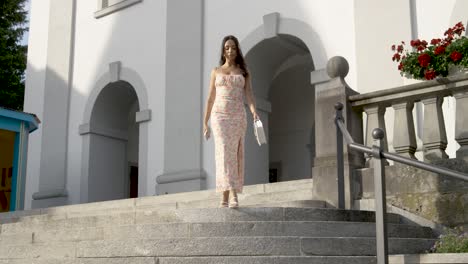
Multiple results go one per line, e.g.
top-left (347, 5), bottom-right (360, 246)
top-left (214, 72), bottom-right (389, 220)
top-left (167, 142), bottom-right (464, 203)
top-left (430, 227), bottom-right (468, 253)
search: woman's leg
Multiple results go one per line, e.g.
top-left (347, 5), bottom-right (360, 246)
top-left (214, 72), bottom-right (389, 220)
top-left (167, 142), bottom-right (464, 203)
top-left (229, 189), bottom-right (239, 208)
top-left (219, 190), bottom-right (229, 208)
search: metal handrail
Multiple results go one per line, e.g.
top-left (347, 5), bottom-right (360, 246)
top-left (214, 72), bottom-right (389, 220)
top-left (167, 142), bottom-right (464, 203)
top-left (334, 102), bottom-right (468, 264)
top-left (348, 143), bottom-right (468, 181)
top-left (336, 115), bottom-right (468, 182)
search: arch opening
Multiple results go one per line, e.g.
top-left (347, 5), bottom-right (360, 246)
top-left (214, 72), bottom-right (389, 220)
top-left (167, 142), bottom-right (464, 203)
top-left (87, 80), bottom-right (140, 202)
top-left (244, 34), bottom-right (315, 185)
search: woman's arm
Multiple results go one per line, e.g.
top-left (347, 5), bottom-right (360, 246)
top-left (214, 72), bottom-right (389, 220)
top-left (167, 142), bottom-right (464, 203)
top-left (245, 72), bottom-right (259, 120)
top-left (203, 69), bottom-right (217, 139)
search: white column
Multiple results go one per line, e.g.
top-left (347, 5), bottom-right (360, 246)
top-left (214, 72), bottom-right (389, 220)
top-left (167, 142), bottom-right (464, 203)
top-left (32, 0), bottom-right (75, 208)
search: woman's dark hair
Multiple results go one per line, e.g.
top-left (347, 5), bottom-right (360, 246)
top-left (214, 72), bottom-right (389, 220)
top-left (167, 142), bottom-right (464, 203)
top-left (219, 35), bottom-right (249, 77)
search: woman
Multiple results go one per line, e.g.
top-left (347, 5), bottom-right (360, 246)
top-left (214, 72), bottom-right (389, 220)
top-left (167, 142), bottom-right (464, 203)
top-left (203, 35), bottom-right (259, 208)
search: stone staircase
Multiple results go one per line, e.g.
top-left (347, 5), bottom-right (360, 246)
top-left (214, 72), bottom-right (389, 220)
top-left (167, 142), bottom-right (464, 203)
top-left (0, 179), bottom-right (436, 264)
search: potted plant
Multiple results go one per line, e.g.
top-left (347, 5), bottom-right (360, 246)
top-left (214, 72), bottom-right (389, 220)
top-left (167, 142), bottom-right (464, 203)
top-left (392, 22), bottom-right (468, 80)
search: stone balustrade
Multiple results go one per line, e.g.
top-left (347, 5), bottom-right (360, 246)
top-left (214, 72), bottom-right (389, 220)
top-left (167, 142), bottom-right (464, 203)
top-left (349, 72), bottom-right (468, 163)
top-left (312, 56), bottom-right (468, 225)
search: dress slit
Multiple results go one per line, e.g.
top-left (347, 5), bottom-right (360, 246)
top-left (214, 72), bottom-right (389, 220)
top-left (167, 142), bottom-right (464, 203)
top-left (237, 136), bottom-right (244, 192)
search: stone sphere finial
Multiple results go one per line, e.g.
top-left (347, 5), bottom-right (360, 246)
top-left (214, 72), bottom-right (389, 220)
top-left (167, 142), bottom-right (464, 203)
top-left (334, 102), bottom-right (343, 111)
top-left (372, 128), bottom-right (385, 140)
top-left (326, 56), bottom-right (349, 78)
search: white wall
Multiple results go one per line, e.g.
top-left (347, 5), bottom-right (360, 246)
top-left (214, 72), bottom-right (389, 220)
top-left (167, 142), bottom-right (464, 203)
top-left (202, 0), bottom-right (357, 190)
top-left (414, 0), bottom-right (468, 158)
top-left (66, 0), bottom-right (167, 203)
top-left (25, 0), bottom-right (468, 207)
top-left (354, 0), bottom-right (468, 159)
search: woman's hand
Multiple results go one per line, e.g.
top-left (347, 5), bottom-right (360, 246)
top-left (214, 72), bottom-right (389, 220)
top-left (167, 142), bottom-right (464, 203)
top-left (203, 123), bottom-right (211, 140)
top-left (252, 111), bottom-right (260, 121)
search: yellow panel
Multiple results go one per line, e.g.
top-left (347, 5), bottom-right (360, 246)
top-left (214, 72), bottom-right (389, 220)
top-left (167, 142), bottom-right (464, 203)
top-left (0, 129), bottom-right (15, 212)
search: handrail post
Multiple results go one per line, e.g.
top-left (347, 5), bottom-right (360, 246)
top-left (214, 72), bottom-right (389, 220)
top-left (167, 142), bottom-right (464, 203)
top-left (335, 102), bottom-right (345, 209)
top-left (372, 128), bottom-right (389, 264)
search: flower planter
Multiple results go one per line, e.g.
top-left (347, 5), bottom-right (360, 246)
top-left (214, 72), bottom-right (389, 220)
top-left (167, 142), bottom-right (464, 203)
top-left (392, 22), bottom-right (468, 81)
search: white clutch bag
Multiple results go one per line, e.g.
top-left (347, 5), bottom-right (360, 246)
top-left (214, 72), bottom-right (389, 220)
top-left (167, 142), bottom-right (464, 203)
top-left (253, 119), bottom-right (267, 146)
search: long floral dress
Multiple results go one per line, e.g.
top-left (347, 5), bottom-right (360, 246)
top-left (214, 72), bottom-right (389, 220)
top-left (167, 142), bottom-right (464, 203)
top-left (211, 73), bottom-right (247, 193)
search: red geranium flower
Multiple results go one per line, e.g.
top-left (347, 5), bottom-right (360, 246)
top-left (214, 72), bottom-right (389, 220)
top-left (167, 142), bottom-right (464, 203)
top-left (434, 46), bottom-right (446, 55)
top-left (392, 21), bottom-right (467, 80)
top-left (450, 51), bottom-right (462, 62)
top-left (424, 69), bottom-right (437, 80)
top-left (431, 38), bottom-right (441, 45)
top-left (397, 45), bottom-right (404, 53)
top-left (410, 39), bottom-right (420, 47)
top-left (418, 53), bottom-right (431, 67)
top-left (398, 62), bottom-right (404, 71)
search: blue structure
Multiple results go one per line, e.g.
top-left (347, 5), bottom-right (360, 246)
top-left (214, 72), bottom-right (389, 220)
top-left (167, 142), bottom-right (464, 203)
top-left (0, 107), bottom-right (40, 211)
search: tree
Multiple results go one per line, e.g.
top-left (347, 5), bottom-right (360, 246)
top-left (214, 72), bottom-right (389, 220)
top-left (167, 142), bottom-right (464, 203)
top-left (0, 0), bottom-right (28, 110)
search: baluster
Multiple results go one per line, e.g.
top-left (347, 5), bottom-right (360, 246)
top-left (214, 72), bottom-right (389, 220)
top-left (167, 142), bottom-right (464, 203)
top-left (364, 105), bottom-right (389, 166)
top-left (454, 92), bottom-right (468, 161)
top-left (392, 102), bottom-right (417, 159)
top-left (421, 97), bottom-right (448, 161)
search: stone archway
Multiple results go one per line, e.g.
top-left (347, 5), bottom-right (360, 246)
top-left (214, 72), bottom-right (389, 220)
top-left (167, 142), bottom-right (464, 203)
top-left (242, 16), bottom-right (318, 184)
top-left (80, 63), bottom-right (151, 203)
top-left (85, 81), bottom-right (139, 202)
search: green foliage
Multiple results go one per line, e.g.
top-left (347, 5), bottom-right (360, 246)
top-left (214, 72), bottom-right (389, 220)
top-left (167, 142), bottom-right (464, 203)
top-left (392, 22), bottom-right (468, 80)
top-left (0, 0), bottom-right (28, 110)
top-left (430, 227), bottom-right (468, 253)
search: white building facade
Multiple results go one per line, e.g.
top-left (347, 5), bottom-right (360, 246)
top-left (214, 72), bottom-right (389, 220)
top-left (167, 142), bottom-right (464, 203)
top-left (23, 0), bottom-right (468, 209)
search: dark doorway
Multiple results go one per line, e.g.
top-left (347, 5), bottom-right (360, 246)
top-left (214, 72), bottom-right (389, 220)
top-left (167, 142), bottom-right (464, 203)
top-left (129, 166), bottom-right (138, 198)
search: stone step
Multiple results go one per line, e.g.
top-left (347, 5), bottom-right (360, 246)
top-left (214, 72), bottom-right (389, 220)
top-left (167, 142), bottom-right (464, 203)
top-left (0, 207), bottom-right (402, 235)
top-left (136, 207), bottom-right (402, 224)
top-left (72, 237), bottom-right (435, 257)
top-left (0, 256), bottom-right (378, 264)
top-left (0, 236), bottom-right (434, 258)
top-left (175, 189), bottom-right (319, 209)
top-left (0, 241), bottom-right (76, 259)
top-left (245, 199), bottom-right (328, 208)
top-left (0, 179), bottom-right (313, 223)
top-left (0, 180), bottom-right (315, 223)
top-left (152, 256), bottom-right (378, 264)
top-left (2, 220), bottom-right (433, 245)
top-left (302, 237), bottom-right (436, 256)
top-left (1, 212), bottom-right (136, 235)
top-left (0, 258), bottom-right (156, 264)
top-left (1, 193), bottom-right (322, 229)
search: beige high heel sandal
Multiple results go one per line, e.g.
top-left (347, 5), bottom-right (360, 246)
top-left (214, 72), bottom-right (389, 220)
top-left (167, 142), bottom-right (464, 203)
top-left (229, 196), bottom-right (239, 208)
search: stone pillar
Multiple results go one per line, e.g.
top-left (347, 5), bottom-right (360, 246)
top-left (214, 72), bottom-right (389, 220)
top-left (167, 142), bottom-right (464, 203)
top-left (312, 57), bottom-right (364, 209)
top-left (32, 0), bottom-right (75, 208)
top-left (421, 97), bottom-right (448, 161)
top-left (392, 102), bottom-right (417, 159)
top-left (363, 105), bottom-right (388, 166)
top-left (156, 0), bottom-right (205, 194)
top-left (454, 91), bottom-right (468, 161)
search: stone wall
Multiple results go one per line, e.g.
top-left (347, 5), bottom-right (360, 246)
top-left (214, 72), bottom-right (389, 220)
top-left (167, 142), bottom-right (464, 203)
top-left (358, 159), bottom-right (468, 228)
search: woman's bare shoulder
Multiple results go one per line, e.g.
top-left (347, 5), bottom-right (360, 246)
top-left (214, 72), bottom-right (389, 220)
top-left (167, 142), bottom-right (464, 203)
top-left (211, 67), bottom-right (218, 76)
